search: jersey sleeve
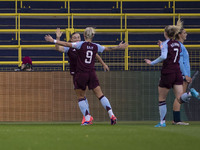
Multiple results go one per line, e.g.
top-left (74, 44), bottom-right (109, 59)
top-left (63, 47), bottom-right (69, 53)
top-left (151, 41), bottom-right (168, 65)
top-left (71, 41), bottom-right (84, 50)
top-left (96, 44), bottom-right (105, 53)
top-left (180, 44), bottom-right (191, 77)
top-left (179, 45), bottom-right (186, 75)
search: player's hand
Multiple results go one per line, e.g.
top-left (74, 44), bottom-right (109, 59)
top-left (118, 41), bottom-right (128, 49)
top-left (103, 64), bottom-right (110, 72)
top-left (55, 28), bottom-right (63, 38)
top-left (144, 59), bottom-right (152, 65)
top-left (185, 76), bottom-right (192, 83)
top-left (157, 40), bottom-right (163, 49)
top-left (45, 35), bottom-right (54, 43)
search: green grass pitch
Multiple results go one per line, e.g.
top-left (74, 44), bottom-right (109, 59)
top-left (0, 121), bottom-right (200, 150)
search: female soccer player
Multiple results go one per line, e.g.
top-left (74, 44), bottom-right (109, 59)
top-left (54, 28), bottom-right (109, 124)
top-left (173, 28), bottom-right (200, 125)
top-left (45, 27), bottom-right (128, 125)
top-left (144, 19), bottom-right (184, 127)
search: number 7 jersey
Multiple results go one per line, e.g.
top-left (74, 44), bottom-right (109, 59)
top-left (161, 39), bottom-right (181, 74)
top-left (71, 41), bottom-right (105, 72)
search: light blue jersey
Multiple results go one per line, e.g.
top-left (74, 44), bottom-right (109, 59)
top-left (71, 41), bottom-right (105, 52)
top-left (64, 47), bottom-right (69, 53)
top-left (151, 40), bottom-right (169, 65)
top-left (179, 42), bottom-right (191, 77)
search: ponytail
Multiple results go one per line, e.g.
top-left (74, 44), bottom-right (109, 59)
top-left (165, 19), bottom-right (183, 39)
top-left (84, 27), bottom-right (95, 40)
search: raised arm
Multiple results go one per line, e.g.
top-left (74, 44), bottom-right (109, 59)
top-left (45, 34), bottom-right (72, 48)
top-left (96, 54), bottom-right (109, 71)
top-left (55, 28), bottom-right (65, 53)
top-left (104, 41), bottom-right (128, 51)
top-left (157, 40), bottom-right (163, 49)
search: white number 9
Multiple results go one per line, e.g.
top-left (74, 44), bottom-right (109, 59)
top-left (85, 50), bottom-right (93, 64)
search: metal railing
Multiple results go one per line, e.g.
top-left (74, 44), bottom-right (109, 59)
top-left (0, 0), bottom-right (200, 70)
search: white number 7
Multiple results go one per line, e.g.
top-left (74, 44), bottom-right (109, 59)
top-left (174, 48), bottom-right (179, 63)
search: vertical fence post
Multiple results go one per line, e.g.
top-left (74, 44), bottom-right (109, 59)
top-left (62, 53), bottom-right (65, 71)
top-left (125, 30), bottom-right (129, 70)
top-left (68, 0), bottom-right (70, 29)
top-left (71, 13), bottom-right (73, 28)
top-left (120, 0), bottom-right (123, 41)
top-left (18, 14), bottom-right (21, 67)
top-left (65, 0), bottom-right (67, 9)
top-left (125, 14), bottom-right (127, 31)
top-left (63, 29), bottom-right (71, 71)
top-left (18, 47), bottom-right (22, 67)
top-left (15, 0), bottom-right (18, 40)
top-left (173, 0), bottom-right (176, 25)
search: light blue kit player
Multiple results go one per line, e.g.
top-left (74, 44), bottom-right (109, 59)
top-left (173, 28), bottom-right (200, 125)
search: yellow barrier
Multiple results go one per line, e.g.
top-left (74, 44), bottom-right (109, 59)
top-left (0, 0), bottom-right (200, 70)
top-left (0, 61), bottom-right (68, 65)
top-left (1, 0), bottom-right (199, 2)
top-left (1, 27), bottom-right (200, 70)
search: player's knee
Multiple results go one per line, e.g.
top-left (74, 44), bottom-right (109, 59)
top-left (176, 98), bottom-right (183, 104)
top-left (98, 95), bottom-right (104, 100)
top-left (78, 96), bottom-right (86, 102)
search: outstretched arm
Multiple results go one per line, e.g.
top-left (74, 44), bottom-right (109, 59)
top-left (144, 59), bottom-right (152, 65)
top-left (45, 34), bottom-right (72, 48)
top-left (144, 55), bottom-right (166, 66)
top-left (96, 54), bottom-right (109, 71)
top-left (55, 28), bottom-right (65, 53)
top-left (144, 41), bottom-right (168, 65)
top-left (104, 41), bottom-right (128, 51)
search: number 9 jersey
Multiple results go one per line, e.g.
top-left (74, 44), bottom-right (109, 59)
top-left (72, 41), bottom-right (105, 72)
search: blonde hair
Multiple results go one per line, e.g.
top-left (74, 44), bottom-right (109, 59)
top-left (164, 19), bottom-right (183, 39)
top-left (84, 27), bottom-right (95, 39)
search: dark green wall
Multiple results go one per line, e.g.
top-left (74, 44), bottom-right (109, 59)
top-left (88, 71), bottom-right (191, 121)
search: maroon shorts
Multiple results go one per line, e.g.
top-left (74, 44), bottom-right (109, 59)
top-left (74, 71), bottom-right (100, 90)
top-left (159, 71), bottom-right (183, 89)
top-left (71, 74), bottom-right (76, 89)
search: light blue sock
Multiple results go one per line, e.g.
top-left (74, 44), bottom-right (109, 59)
top-left (159, 101), bottom-right (167, 124)
top-left (99, 96), bottom-right (112, 110)
top-left (78, 98), bottom-right (89, 117)
top-left (99, 96), bottom-right (114, 118)
top-left (85, 98), bottom-right (90, 114)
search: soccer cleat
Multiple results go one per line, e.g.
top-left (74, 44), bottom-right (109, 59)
top-left (190, 88), bottom-right (200, 100)
top-left (82, 116), bottom-right (94, 124)
top-left (81, 121), bottom-right (93, 126)
top-left (154, 122), bottom-right (166, 127)
top-left (81, 116), bottom-right (93, 126)
top-left (172, 121), bottom-right (189, 125)
top-left (110, 115), bottom-right (117, 125)
top-left (81, 116), bottom-right (86, 124)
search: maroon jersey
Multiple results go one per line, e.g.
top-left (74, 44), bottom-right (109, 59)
top-left (161, 39), bottom-right (181, 74)
top-left (76, 42), bottom-right (98, 72)
top-left (67, 48), bottom-right (77, 75)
